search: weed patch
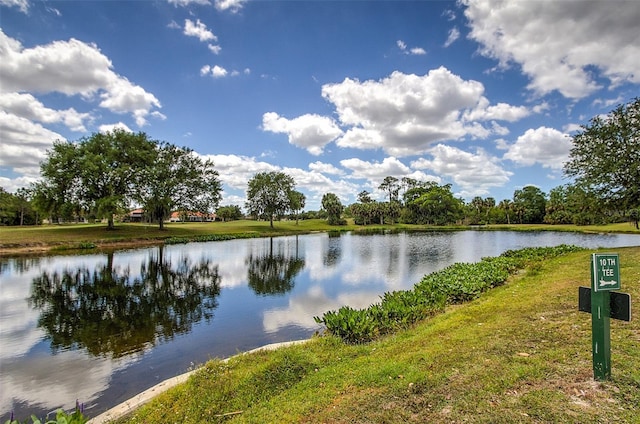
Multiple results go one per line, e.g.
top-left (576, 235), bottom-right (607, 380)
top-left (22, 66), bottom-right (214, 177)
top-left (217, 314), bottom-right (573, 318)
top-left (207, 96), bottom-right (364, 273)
top-left (315, 245), bottom-right (585, 344)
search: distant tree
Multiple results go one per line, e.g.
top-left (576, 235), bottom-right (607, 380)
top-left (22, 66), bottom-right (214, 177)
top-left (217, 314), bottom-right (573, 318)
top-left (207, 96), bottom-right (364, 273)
top-left (348, 202), bottom-right (365, 225)
top-left (378, 176), bottom-right (400, 203)
top-left (382, 201), bottom-right (402, 224)
top-left (497, 199), bottom-right (513, 224)
top-left (400, 177), bottom-right (420, 202)
top-left (138, 143), bottom-right (221, 230)
top-left (0, 187), bottom-right (38, 226)
top-left (467, 196), bottom-right (485, 224)
top-left (513, 186), bottom-right (546, 224)
top-left (630, 209), bottom-right (639, 229)
top-left (544, 186), bottom-right (572, 225)
top-left (321, 192), bottom-right (344, 225)
top-left (246, 171), bottom-right (296, 228)
top-left (544, 183), bottom-right (608, 226)
top-left (465, 196), bottom-right (497, 225)
top-left (349, 201), bottom-right (380, 225)
top-left (216, 205), bottom-right (243, 222)
top-left (357, 190), bottom-right (373, 204)
top-left (288, 190), bottom-right (306, 224)
top-left (403, 183), bottom-right (463, 225)
top-left (564, 98), bottom-right (640, 218)
top-left (0, 187), bottom-right (12, 225)
top-left (350, 191), bottom-right (376, 225)
top-left (414, 183), bottom-right (464, 225)
top-left (401, 181), bottom-right (435, 224)
top-left (14, 187), bottom-right (35, 225)
top-left (484, 197), bottom-right (496, 221)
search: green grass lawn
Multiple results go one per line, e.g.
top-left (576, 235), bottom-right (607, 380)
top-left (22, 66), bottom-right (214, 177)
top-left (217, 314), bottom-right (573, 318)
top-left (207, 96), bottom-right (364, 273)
top-left (2, 220), bottom-right (638, 254)
top-left (0, 220), bottom-right (335, 251)
top-left (118, 246), bottom-right (640, 423)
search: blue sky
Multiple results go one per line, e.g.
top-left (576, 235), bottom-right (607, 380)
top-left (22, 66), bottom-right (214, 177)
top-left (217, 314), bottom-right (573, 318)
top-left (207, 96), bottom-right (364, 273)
top-left (1, 0), bottom-right (639, 210)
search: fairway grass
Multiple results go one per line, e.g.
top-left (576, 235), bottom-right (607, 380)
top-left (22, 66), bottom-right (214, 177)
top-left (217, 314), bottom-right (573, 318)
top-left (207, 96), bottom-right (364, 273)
top-left (118, 246), bottom-right (640, 423)
top-left (1, 219), bottom-right (638, 256)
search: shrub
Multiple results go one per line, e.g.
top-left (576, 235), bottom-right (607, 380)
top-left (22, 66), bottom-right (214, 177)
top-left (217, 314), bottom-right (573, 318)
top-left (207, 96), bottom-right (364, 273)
top-left (315, 306), bottom-right (378, 344)
top-left (4, 406), bottom-right (87, 424)
top-left (315, 245), bottom-right (584, 344)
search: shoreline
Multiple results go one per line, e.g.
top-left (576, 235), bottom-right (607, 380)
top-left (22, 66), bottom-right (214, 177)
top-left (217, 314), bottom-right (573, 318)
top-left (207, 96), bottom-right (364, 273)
top-left (87, 339), bottom-right (310, 424)
top-left (1, 222), bottom-right (638, 258)
top-left (0, 239), bottom-right (165, 257)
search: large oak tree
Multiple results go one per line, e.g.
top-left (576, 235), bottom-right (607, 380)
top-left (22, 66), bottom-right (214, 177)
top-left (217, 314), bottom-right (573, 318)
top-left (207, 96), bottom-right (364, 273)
top-left (138, 142), bottom-right (221, 230)
top-left (40, 130), bottom-right (155, 229)
top-left (564, 98), bottom-right (640, 217)
top-left (38, 130), bottom-right (221, 229)
top-left (245, 171), bottom-right (296, 228)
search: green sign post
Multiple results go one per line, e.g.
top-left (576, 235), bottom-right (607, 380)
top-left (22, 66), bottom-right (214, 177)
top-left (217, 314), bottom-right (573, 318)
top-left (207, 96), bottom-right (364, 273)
top-left (590, 253), bottom-right (620, 380)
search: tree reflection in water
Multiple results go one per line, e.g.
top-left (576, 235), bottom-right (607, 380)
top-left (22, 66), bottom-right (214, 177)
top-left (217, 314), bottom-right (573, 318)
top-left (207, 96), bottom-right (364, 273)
top-left (246, 237), bottom-right (305, 296)
top-left (323, 232), bottom-right (343, 267)
top-left (29, 247), bottom-right (221, 358)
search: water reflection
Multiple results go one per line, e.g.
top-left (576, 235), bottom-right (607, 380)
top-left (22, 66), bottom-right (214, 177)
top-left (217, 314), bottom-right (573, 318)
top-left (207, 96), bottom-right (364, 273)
top-left (246, 238), bottom-right (305, 296)
top-left (322, 232), bottom-right (342, 267)
top-left (1, 230), bottom-right (639, 419)
top-left (29, 248), bottom-right (221, 357)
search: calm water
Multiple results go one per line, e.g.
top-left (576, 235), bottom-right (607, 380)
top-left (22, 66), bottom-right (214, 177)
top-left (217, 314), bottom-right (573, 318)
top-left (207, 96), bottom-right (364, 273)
top-left (1, 230), bottom-right (639, 420)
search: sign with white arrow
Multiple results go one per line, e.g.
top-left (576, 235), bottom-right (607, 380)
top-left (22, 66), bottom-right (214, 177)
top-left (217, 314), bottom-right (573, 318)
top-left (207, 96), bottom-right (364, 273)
top-left (592, 253), bottom-right (620, 292)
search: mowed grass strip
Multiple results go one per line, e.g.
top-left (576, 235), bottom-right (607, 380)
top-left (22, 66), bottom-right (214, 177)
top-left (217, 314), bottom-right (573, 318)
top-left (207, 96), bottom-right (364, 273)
top-left (120, 247), bottom-right (640, 424)
top-left (0, 220), bottom-right (342, 252)
top-left (2, 220), bottom-right (637, 254)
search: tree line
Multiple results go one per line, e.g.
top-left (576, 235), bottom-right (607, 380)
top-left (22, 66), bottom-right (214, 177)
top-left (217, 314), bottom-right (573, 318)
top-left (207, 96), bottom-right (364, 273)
top-left (1, 98), bottom-right (638, 229)
top-left (2, 130), bottom-right (222, 230)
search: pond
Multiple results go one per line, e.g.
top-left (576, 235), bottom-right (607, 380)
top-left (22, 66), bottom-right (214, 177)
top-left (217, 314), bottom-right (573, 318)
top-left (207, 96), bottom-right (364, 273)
top-left (2, 230), bottom-right (640, 420)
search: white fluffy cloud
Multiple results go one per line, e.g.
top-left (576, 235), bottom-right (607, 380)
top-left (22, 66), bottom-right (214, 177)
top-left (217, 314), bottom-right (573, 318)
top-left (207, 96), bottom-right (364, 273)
top-left (308, 161), bottom-right (345, 176)
top-left (397, 39), bottom-right (426, 55)
top-left (214, 0), bottom-right (247, 12)
top-left (167, 0), bottom-right (246, 12)
top-left (201, 154), bottom-right (279, 190)
top-left (412, 144), bottom-right (512, 197)
top-left (200, 65), bottom-right (249, 78)
top-left (98, 122), bottom-right (133, 134)
top-left (501, 127), bottom-right (572, 170)
top-left (260, 67), bottom-right (534, 159)
top-left (0, 92), bottom-right (90, 132)
top-left (200, 153), bottom-right (357, 207)
top-left (262, 112), bottom-right (343, 155)
top-left (340, 157), bottom-right (440, 198)
top-left (184, 18), bottom-right (217, 42)
top-left (0, 30), bottom-right (162, 189)
top-left (463, 0), bottom-right (640, 99)
top-left (444, 27), bottom-right (460, 47)
top-left (180, 19), bottom-right (222, 54)
top-left (321, 67), bottom-right (530, 156)
top-left (201, 64), bottom-right (228, 78)
top-left (0, 111), bottom-right (64, 178)
top-left (208, 44), bottom-right (222, 55)
top-left (0, 0), bottom-right (28, 12)
top-left (282, 166), bottom-right (358, 201)
top-left (341, 157), bottom-right (412, 180)
top-left (168, 0), bottom-right (211, 6)
top-left (0, 30), bottom-right (161, 123)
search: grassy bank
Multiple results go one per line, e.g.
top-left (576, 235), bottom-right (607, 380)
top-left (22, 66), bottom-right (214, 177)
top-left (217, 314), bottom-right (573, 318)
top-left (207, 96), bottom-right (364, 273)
top-left (118, 246), bottom-right (640, 423)
top-left (1, 220), bottom-right (638, 256)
